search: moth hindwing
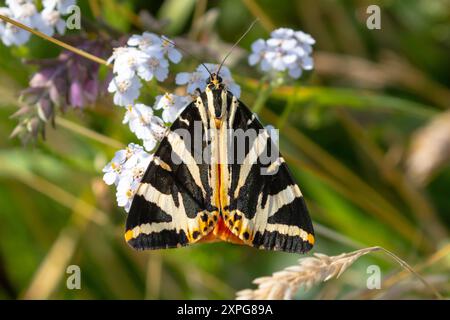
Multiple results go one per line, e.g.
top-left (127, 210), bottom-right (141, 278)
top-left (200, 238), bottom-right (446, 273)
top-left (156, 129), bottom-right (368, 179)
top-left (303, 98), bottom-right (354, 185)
top-left (125, 74), bottom-right (314, 253)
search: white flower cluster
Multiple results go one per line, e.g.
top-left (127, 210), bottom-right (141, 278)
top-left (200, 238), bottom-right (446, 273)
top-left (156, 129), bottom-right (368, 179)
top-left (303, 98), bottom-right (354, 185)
top-left (176, 63), bottom-right (241, 98)
top-left (102, 143), bottom-right (152, 212)
top-left (106, 32), bottom-right (188, 153)
top-left (122, 103), bottom-right (167, 151)
top-left (107, 32), bottom-right (182, 107)
top-left (249, 28), bottom-right (315, 79)
top-left (0, 0), bottom-right (76, 46)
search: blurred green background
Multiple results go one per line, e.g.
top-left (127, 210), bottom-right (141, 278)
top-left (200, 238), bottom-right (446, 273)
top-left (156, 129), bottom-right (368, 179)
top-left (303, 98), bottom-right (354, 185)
top-left (0, 0), bottom-right (449, 299)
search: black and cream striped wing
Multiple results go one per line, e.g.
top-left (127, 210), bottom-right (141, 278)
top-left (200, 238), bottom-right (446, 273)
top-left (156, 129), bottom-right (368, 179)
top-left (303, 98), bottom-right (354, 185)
top-left (223, 96), bottom-right (315, 253)
top-left (125, 101), bottom-right (218, 250)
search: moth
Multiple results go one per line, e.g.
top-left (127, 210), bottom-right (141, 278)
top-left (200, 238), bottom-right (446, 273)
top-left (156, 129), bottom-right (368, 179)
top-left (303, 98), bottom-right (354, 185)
top-left (124, 69), bottom-right (315, 254)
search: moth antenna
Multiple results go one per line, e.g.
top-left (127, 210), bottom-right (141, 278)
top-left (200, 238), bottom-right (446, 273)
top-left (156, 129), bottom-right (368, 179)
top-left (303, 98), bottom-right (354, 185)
top-left (163, 36), bottom-right (212, 77)
top-left (216, 19), bottom-right (259, 76)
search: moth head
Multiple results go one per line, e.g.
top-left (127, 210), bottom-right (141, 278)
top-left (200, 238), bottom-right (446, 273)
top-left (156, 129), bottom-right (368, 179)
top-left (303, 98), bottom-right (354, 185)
top-left (207, 73), bottom-right (224, 91)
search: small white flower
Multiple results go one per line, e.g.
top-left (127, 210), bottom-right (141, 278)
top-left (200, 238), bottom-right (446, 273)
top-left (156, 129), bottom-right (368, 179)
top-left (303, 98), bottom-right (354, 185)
top-left (9, 1), bottom-right (42, 29)
top-left (124, 154), bottom-right (151, 180)
top-left (0, 7), bottom-right (31, 46)
top-left (103, 144), bottom-right (151, 212)
top-left (248, 39), bottom-right (267, 66)
top-left (123, 104), bottom-right (167, 151)
top-left (0, 1), bottom-right (77, 46)
top-left (6, 0), bottom-right (32, 12)
top-left (267, 37), bottom-right (297, 51)
top-left (154, 93), bottom-right (191, 123)
top-left (102, 149), bottom-right (127, 186)
top-left (127, 32), bottom-right (162, 53)
top-left (300, 55), bottom-right (314, 70)
top-left (102, 143), bottom-right (147, 186)
top-left (176, 63), bottom-right (241, 97)
top-left (43, 0), bottom-right (76, 14)
top-left (270, 27), bottom-right (295, 39)
top-left (248, 27), bottom-right (315, 79)
top-left (295, 30), bottom-right (316, 46)
top-left (40, 8), bottom-right (66, 36)
top-left (264, 49), bottom-right (297, 71)
top-left (108, 74), bottom-right (142, 107)
top-left (137, 54), bottom-right (169, 82)
top-left (109, 48), bottom-right (145, 78)
top-left (175, 70), bottom-right (205, 95)
top-left (128, 33), bottom-right (182, 64)
top-left (121, 147), bottom-right (151, 180)
top-left (160, 36), bottom-right (182, 63)
top-left (115, 176), bottom-right (138, 211)
top-left (107, 47), bottom-right (149, 80)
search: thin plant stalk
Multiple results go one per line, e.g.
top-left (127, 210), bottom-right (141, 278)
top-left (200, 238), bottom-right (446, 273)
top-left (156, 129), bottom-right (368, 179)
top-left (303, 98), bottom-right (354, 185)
top-left (56, 116), bottom-right (125, 150)
top-left (252, 77), bottom-right (284, 114)
top-left (0, 14), bottom-right (110, 67)
top-left (236, 246), bottom-right (442, 300)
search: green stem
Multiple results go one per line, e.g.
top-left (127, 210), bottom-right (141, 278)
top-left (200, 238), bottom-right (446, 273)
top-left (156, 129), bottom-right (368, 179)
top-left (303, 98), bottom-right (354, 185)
top-left (277, 84), bottom-right (300, 129)
top-left (252, 77), bottom-right (284, 114)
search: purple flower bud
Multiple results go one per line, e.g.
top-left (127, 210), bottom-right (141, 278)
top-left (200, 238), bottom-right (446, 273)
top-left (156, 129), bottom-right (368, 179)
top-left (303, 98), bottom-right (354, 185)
top-left (83, 79), bottom-right (99, 103)
top-left (69, 81), bottom-right (84, 108)
top-left (30, 68), bottom-right (53, 87)
top-left (11, 37), bottom-right (112, 143)
top-left (37, 98), bottom-right (54, 122)
top-left (10, 124), bottom-right (24, 139)
top-left (27, 118), bottom-right (40, 136)
top-left (10, 106), bottom-right (31, 119)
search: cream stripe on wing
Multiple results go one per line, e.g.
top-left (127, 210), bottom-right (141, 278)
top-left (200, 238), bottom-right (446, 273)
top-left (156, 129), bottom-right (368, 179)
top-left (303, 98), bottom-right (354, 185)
top-left (205, 88), bottom-right (216, 121)
top-left (262, 224), bottom-right (309, 240)
top-left (196, 97), bottom-right (208, 131)
top-left (136, 183), bottom-right (187, 230)
top-left (253, 184), bottom-right (302, 232)
top-left (167, 130), bottom-right (206, 196)
top-left (130, 183), bottom-right (212, 241)
top-left (228, 96), bottom-right (238, 128)
top-left (233, 130), bottom-right (269, 198)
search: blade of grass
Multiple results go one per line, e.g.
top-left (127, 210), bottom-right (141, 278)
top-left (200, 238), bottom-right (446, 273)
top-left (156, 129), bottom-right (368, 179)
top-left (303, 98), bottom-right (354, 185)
top-left (22, 187), bottom-right (106, 299)
top-left (241, 0), bottom-right (275, 31)
top-left (277, 84), bottom-right (301, 129)
top-left (158, 0), bottom-right (196, 34)
top-left (100, 0), bottom-right (143, 29)
top-left (188, 0), bottom-right (208, 40)
top-left (356, 243), bottom-right (450, 299)
top-left (56, 116), bottom-right (125, 150)
top-left (0, 160), bottom-right (108, 226)
top-left (146, 252), bottom-right (163, 299)
top-left (336, 109), bottom-right (448, 243)
top-left (237, 76), bottom-right (438, 118)
top-left (23, 225), bottom-right (80, 299)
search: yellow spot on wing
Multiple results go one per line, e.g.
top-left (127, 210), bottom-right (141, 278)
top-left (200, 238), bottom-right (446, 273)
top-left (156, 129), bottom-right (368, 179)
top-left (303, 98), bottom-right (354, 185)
top-left (307, 233), bottom-right (315, 245)
top-left (125, 230), bottom-right (134, 242)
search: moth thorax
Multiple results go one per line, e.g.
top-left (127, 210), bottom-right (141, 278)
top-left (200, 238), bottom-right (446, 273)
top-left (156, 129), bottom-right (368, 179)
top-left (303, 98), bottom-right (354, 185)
top-left (210, 88), bottom-right (227, 120)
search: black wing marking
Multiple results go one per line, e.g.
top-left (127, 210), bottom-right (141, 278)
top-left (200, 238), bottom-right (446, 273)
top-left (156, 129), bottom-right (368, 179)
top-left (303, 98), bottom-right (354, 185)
top-left (125, 101), bottom-right (219, 250)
